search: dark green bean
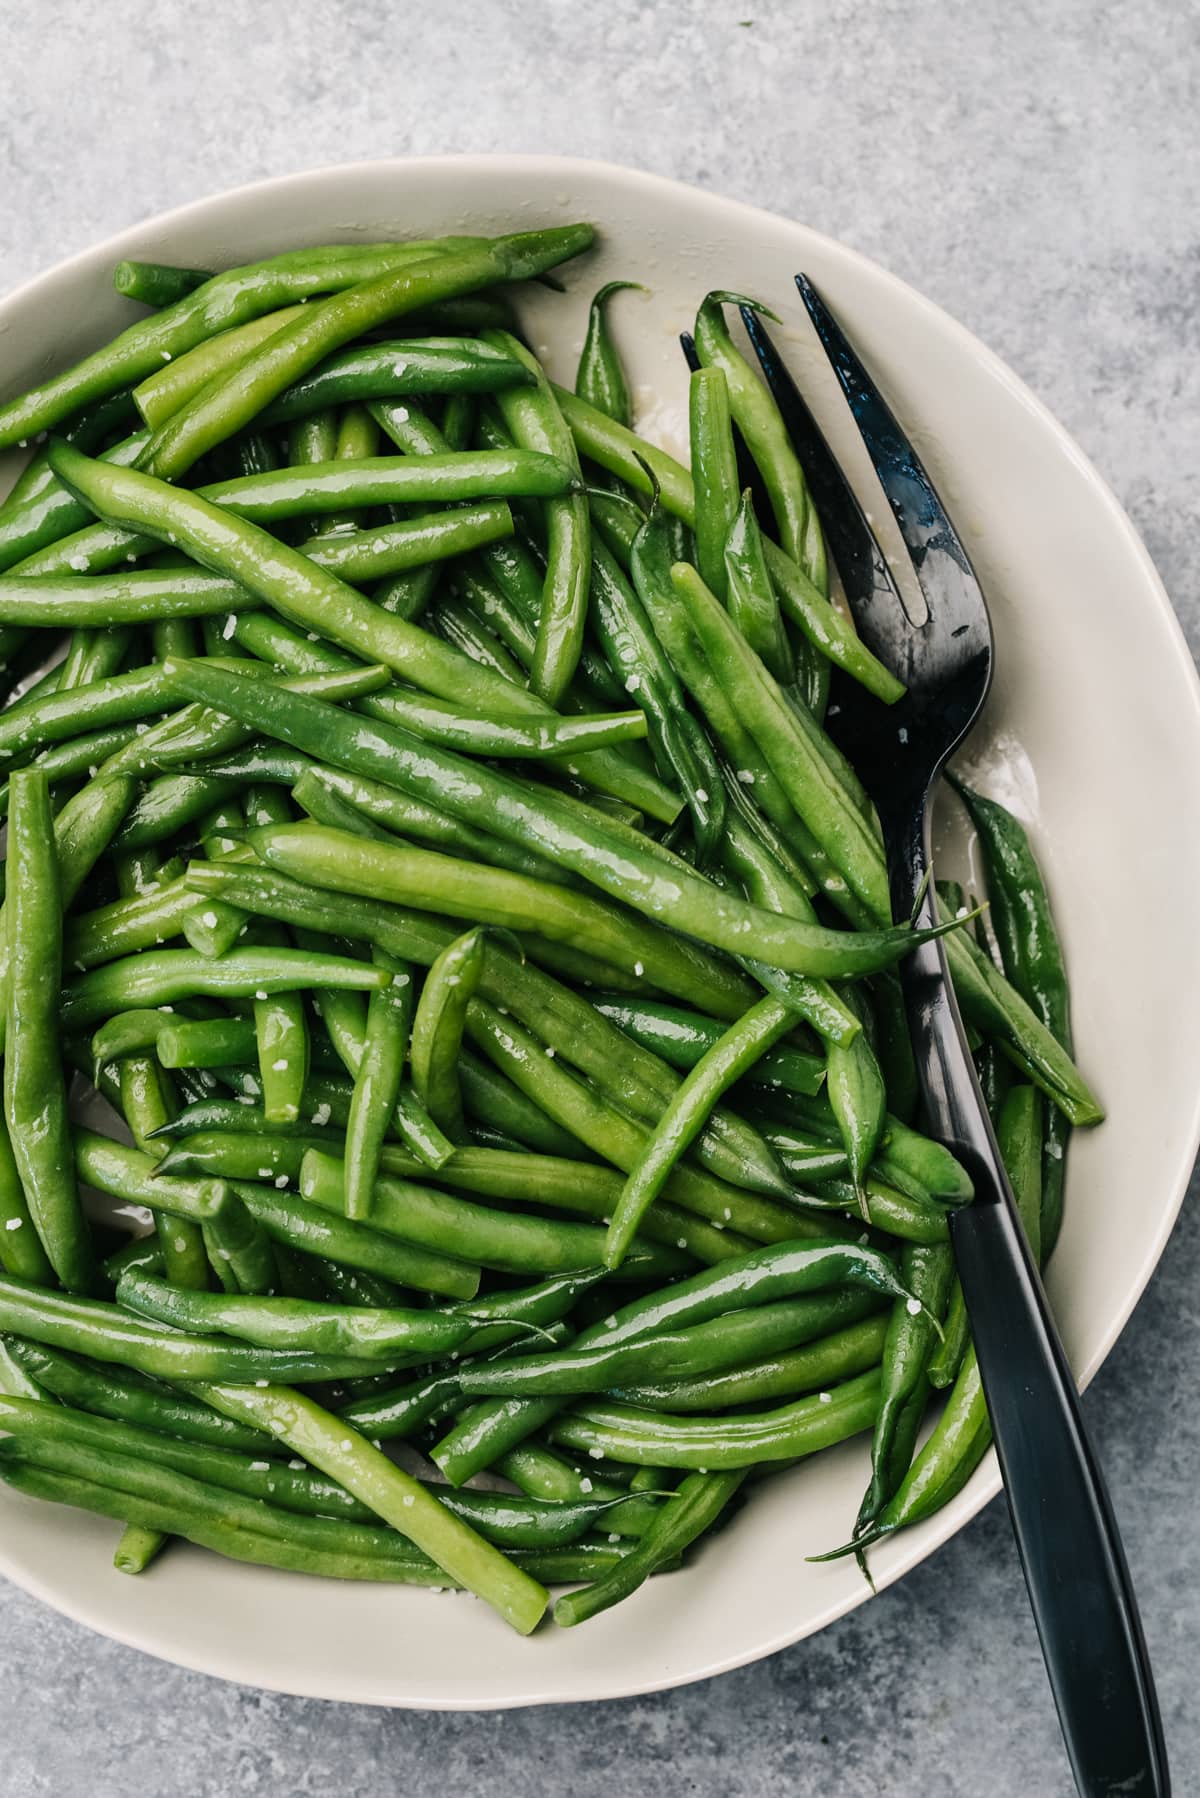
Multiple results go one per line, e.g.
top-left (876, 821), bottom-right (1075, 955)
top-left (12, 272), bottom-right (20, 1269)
top-left (554, 1467), bottom-right (744, 1625)
top-left (4, 1338), bottom-right (279, 1451)
top-left (575, 282), bottom-right (641, 426)
top-left (253, 339), bottom-right (537, 424)
top-left (856, 1241), bottom-right (954, 1530)
top-left (4, 770), bottom-right (95, 1290)
top-left (950, 777), bottom-right (1074, 1256)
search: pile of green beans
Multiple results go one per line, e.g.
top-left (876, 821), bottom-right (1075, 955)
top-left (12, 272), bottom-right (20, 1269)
top-left (0, 224), bottom-right (1099, 1636)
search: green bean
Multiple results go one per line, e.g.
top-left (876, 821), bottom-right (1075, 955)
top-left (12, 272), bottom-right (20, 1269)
top-left (103, 1234), bottom-right (166, 1282)
top-left (856, 1241), bottom-right (954, 1530)
top-left (52, 450), bottom-right (679, 825)
top-left (451, 1299), bottom-right (888, 1401)
top-left (73, 1129), bottom-right (229, 1227)
top-left (689, 365), bottom-right (740, 601)
top-left (252, 338), bottom-right (536, 423)
top-left (115, 1268), bottom-right (483, 1360)
top-left (243, 820), bottom-right (752, 1015)
top-left (840, 1349), bottom-right (989, 1557)
top-left (825, 989), bottom-right (887, 1215)
top-left (0, 431), bottom-right (149, 575)
top-left (552, 1368), bottom-right (880, 1471)
top-left (459, 1052), bottom-right (594, 1160)
top-left (483, 331), bottom-right (589, 705)
top-left (158, 1016), bottom-right (259, 1069)
top-left (0, 662), bottom-right (178, 770)
top-left (142, 228), bottom-right (592, 481)
top-left (789, 1174), bottom-right (950, 1244)
top-left (558, 388), bottom-right (904, 706)
top-left (586, 538), bottom-right (724, 864)
top-left (605, 997), bottom-right (795, 1267)
top-left (592, 997), bottom-right (825, 1097)
top-left (249, 926), bottom-right (310, 1128)
top-left (344, 953), bottom-right (414, 1220)
top-left (90, 1008), bottom-right (173, 1072)
top-left (63, 876), bottom-right (201, 970)
top-left (496, 1442), bottom-right (661, 1540)
top-left (362, 394), bottom-right (473, 618)
top-left (761, 1093), bottom-right (972, 1204)
top-left (0, 570), bottom-right (249, 625)
top-left (0, 1107), bottom-right (54, 1283)
top-left (116, 1056), bottom-right (210, 1292)
top-left (410, 928), bottom-right (486, 1141)
top-left (308, 403), bottom-right (379, 536)
top-left (290, 502), bottom-right (515, 580)
top-left (869, 970), bottom-right (920, 1124)
top-left (724, 489), bottom-right (793, 682)
top-left (628, 500), bottom-right (857, 951)
top-left (613, 1303), bottom-right (888, 1411)
top-left (998, 1083), bottom-right (1044, 1266)
top-left (378, 688), bottom-right (653, 760)
top-left (943, 922), bottom-right (1100, 1126)
top-left (189, 1379), bottom-right (550, 1632)
top-left (4, 1338), bottom-right (278, 1453)
top-left (336, 1276), bottom-right (601, 1442)
top-left (60, 945), bottom-right (388, 1032)
top-left (554, 385), bottom-right (697, 520)
top-left (0, 726), bottom-right (140, 816)
top-left (385, 1144), bottom-right (749, 1267)
top-left (464, 1000), bottom-right (826, 1248)
top-left (926, 1279), bottom-right (971, 1390)
top-left (554, 1467), bottom-right (744, 1626)
top-left (430, 1239), bottom-right (909, 1486)
top-left (0, 1275), bottom-right (398, 1382)
top-left (58, 623), bottom-right (135, 690)
top-left (112, 1522), bottom-right (168, 1575)
top-left (133, 305), bottom-right (308, 426)
top-left (299, 1149), bottom-right (685, 1281)
top-left (671, 562), bottom-right (890, 918)
top-left (114, 260), bottom-right (214, 307)
top-left (575, 281), bottom-right (640, 426)
top-left (950, 777), bottom-right (1074, 1255)
top-left (693, 294), bottom-right (824, 588)
top-left (158, 660), bottom-right (943, 979)
top-left (464, 953), bottom-right (783, 1194)
top-left (228, 1175), bottom-right (479, 1298)
top-left (4, 770), bottom-right (95, 1290)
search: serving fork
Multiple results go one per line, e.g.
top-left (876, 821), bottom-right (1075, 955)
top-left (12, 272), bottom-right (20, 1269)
top-left (714, 285), bottom-right (1169, 1797)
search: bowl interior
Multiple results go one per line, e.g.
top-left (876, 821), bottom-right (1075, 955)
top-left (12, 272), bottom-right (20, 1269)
top-left (1, 155), bottom-right (1198, 1709)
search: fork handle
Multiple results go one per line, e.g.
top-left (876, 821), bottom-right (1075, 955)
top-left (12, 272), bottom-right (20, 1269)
top-left (891, 803), bottom-right (1169, 1798)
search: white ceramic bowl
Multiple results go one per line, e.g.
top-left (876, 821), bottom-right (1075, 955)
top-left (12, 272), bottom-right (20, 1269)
top-left (1, 155), bottom-right (1197, 1709)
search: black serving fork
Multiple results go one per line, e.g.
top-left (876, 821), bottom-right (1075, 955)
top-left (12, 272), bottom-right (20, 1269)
top-left (736, 287), bottom-right (1169, 1797)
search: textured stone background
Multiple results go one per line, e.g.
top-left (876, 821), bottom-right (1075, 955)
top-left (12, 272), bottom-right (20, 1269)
top-left (0, 2), bottom-right (1196, 1792)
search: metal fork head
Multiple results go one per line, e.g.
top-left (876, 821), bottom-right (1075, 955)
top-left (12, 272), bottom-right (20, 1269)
top-left (738, 282), bottom-right (993, 817)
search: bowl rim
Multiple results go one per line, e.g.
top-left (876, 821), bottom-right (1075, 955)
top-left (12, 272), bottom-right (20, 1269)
top-left (1, 150), bottom-right (1197, 1708)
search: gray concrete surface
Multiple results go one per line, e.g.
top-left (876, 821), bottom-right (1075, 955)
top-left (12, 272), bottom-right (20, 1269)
top-left (0, 2), bottom-right (1196, 1792)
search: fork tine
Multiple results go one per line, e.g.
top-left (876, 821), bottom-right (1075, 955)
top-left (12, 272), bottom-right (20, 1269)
top-left (793, 274), bottom-right (981, 604)
top-left (737, 302), bottom-right (909, 642)
top-left (679, 329), bottom-right (775, 529)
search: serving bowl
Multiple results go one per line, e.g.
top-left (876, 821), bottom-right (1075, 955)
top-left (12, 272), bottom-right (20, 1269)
top-left (0, 154), bottom-right (1197, 1709)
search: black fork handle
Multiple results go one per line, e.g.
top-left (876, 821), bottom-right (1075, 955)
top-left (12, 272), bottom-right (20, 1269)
top-left (892, 799), bottom-right (1170, 1798)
